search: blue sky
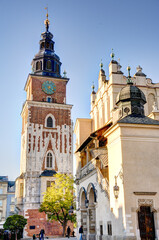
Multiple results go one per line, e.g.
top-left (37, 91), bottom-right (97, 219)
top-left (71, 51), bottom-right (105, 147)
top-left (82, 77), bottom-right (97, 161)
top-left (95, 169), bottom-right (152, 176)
top-left (0, 0), bottom-right (159, 180)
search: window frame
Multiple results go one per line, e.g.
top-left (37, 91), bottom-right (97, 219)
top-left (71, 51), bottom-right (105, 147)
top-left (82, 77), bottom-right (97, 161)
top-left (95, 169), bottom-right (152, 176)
top-left (45, 151), bottom-right (55, 169)
top-left (45, 114), bottom-right (55, 128)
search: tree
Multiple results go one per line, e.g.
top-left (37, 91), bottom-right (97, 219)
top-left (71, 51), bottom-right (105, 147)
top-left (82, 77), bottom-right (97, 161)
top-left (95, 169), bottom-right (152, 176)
top-left (3, 214), bottom-right (27, 240)
top-left (39, 173), bottom-right (76, 236)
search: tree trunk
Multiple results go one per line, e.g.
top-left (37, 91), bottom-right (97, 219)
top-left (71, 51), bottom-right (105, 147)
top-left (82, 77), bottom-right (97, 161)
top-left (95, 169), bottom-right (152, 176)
top-left (62, 221), bottom-right (67, 237)
top-left (15, 230), bottom-right (18, 240)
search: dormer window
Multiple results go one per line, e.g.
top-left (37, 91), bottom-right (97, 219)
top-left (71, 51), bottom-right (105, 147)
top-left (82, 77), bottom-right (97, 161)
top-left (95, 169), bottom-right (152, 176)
top-left (46, 60), bottom-right (52, 70)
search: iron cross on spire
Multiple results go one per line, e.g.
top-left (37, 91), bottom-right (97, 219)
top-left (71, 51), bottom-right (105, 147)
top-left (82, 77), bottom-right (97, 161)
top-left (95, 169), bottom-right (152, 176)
top-left (44, 6), bottom-right (50, 31)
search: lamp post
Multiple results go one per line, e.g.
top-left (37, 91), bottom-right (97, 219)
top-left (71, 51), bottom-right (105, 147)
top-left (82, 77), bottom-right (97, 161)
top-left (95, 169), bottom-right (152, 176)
top-left (69, 205), bottom-right (74, 215)
top-left (113, 176), bottom-right (119, 199)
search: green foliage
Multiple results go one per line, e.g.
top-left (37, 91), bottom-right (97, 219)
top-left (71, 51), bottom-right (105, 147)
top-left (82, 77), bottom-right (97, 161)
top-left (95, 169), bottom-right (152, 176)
top-left (3, 215), bottom-right (27, 232)
top-left (39, 173), bottom-right (76, 235)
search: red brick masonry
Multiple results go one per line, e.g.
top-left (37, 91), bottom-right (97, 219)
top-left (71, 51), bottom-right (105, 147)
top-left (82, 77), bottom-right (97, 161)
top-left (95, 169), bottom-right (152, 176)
top-left (25, 209), bottom-right (73, 237)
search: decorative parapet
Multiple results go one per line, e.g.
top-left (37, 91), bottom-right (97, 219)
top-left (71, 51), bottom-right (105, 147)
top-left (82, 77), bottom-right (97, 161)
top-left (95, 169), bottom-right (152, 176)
top-left (77, 156), bottom-right (110, 199)
top-left (80, 160), bottom-right (95, 179)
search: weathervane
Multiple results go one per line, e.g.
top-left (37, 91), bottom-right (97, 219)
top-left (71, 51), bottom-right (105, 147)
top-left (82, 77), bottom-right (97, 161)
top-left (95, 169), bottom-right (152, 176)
top-left (127, 66), bottom-right (132, 84)
top-left (44, 6), bottom-right (50, 31)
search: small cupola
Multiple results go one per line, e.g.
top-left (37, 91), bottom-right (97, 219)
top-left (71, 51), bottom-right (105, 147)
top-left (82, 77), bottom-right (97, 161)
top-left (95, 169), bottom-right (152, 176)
top-left (134, 65), bottom-right (146, 77)
top-left (116, 66), bottom-right (147, 118)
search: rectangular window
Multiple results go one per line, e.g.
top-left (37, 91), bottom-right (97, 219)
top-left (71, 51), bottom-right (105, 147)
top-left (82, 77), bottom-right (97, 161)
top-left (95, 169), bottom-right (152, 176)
top-left (107, 222), bottom-right (112, 235)
top-left (46, 181), bottom-right (54, 190)
top-left (100, 225), bottom-right (103, 236)
top-left (0, 212), bottom-right (2, 220)
top-left (20, 183), bottom-right (24, 197)
top-left (0, 200), bottom-right (2, 207)
top-left (30, 226), bottom-right (35, 230)
top-left (0, 188), bottom-right (3, 194)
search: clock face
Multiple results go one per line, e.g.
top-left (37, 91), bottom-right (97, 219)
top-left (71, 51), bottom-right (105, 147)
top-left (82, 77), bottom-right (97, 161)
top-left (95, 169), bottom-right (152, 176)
top-left (42, 81), bottom-right (56, 94)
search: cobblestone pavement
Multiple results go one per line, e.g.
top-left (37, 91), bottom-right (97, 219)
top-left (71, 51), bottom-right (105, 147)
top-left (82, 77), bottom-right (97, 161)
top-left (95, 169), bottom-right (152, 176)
top-left (22, 237), bottom-right (78, 240)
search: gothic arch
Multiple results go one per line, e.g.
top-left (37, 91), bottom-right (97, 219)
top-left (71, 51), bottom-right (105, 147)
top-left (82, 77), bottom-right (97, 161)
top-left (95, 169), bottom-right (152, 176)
top-left (45, 114), bottom-right (56, 128)
top-left (79, 187), bottom-right (87, 207)
top-left (87, 183), bottom-right (97, 203)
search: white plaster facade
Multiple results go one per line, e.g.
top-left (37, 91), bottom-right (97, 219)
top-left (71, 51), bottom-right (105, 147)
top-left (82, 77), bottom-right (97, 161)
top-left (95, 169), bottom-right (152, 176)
top-left (15, 74), bottom-right (73, 237)
top-left (74, 58), bottom-right (159, 240)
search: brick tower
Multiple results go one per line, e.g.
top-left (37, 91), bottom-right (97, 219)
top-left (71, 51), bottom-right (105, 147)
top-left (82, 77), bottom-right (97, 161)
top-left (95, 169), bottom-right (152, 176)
top-left (15, 13), bottom-right (73, 237)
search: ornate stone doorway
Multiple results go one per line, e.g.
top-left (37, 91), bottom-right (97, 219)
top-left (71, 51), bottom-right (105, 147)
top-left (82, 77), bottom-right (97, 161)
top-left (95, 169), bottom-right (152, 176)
top-left (138, 206), bottom-right (155, 240)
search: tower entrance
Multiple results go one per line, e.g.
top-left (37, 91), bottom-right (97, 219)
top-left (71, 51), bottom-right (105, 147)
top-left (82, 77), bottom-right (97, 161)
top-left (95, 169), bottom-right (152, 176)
top-left (138, 206), bottom-right (155, 240)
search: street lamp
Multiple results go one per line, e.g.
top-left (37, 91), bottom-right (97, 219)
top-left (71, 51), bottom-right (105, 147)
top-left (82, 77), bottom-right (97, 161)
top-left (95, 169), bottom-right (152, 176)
top-left (113, 176), bottom-right (119, 199)
top-left (69, 205), bottom-right (74, 215)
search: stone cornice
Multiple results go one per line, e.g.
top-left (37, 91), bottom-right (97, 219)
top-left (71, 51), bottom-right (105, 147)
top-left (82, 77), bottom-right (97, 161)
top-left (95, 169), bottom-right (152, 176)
top-left (21, 100), bottom-right (73, 116)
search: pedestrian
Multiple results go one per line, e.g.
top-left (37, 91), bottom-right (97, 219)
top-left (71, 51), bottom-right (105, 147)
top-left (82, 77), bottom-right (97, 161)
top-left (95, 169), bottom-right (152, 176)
top-left (67, 226), bottom-right (71, 238)
top-left (79, 226), bottom-right (83, 240)
top-left (72, 230), bottom-right (75, 237)
top-left (4, 231), bottom-right (9, 240)
top-left (40, 229), bottom-right (45, 240)
top-left (33, 234), bottom-right (36, 239)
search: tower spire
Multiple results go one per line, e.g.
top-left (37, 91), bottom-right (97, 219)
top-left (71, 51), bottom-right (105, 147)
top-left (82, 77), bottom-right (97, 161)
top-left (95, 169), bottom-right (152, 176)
top-left (44, 7), bottom-right (50, 32)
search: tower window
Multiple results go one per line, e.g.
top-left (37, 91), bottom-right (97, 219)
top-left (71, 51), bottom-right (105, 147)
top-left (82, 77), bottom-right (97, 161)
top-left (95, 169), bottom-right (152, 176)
top-left (36, 61), bottom-right (42, 70)
top-left (46, 42), bottom-right (50, 49)
top-left (50, 43), bottom-right (53, 50)
top-left (47, 96), bottom-right (52, 103)
top-left (47, 117), bottom-right (53, 128)
top-left (56, 64), bottom-right (59, 74)
top-left (46, 152), bottom-right (53, 168)
top-left (46, 60), bottom-right (52, 70)
top-left (41, 42), bottom-right (45, 49)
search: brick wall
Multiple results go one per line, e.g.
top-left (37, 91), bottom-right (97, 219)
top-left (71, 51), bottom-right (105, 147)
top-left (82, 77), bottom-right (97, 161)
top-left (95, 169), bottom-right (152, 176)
top-left (25, 209), bottom-right (74, 237)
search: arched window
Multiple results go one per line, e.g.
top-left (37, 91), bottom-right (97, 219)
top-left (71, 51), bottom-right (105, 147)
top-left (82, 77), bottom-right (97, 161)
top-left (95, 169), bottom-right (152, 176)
top-left (46, 42), bottom-right (50, 49)
top-left (41, 42), bottom-right (45, 49)
top-left (57, 64), bottom-right (60, 74)
top-left (46, 96), bottom-right (52, 103)
top-left (45, 114), bottom-right (55, 128)
top-left (46, 152), bottom-right (52, 168)
top-left (50, 43), bottom-right (53, 50)
top-left (148, 93), bottom-right (155, 114)
top-left (47, 117), bottom-right (53, 128)
top-left (46, 60), bottom-right (52, 70)
top-left (36, 61), bottom-right (42, 70)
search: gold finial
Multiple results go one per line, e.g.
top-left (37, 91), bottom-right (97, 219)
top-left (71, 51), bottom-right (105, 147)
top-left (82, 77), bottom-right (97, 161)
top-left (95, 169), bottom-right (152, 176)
top-left (127, 65), bottom-right (132, 84)
top-left (91, 81), bottom-right (95, 93)
top-left (44, 6), bottom-right (50, 31)
top-left (110, 48), bottom-right (115, 60)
